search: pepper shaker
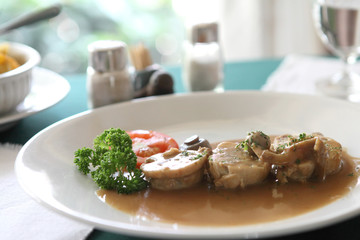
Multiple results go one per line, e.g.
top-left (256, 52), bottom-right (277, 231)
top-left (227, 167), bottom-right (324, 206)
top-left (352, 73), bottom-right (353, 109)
top-left (183, 22), bottom-right (224, 92)
top-left (87, 40), bottom-right (134, 108)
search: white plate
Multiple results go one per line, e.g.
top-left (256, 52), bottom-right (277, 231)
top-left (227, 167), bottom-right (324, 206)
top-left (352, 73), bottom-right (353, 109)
top-left (15, 91), bottom-right (360, 239)
top-left (0, 67), bottom-right (70, 131)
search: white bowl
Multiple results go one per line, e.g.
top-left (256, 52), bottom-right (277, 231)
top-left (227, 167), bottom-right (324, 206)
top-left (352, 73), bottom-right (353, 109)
top-left (0, 42), bottom-right (41, 115)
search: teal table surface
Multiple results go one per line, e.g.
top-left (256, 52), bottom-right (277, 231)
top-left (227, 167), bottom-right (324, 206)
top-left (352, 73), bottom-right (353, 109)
top-left (2, 58), bottom-right (360, 240)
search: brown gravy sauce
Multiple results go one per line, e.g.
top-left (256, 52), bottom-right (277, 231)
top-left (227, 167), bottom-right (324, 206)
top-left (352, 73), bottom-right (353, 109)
top-left (97, 140), bottom-right (360, 226)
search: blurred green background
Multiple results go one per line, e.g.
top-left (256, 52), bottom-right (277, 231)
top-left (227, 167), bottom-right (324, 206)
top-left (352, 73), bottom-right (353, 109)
top-left (0, 0), bottom-right (184, 74)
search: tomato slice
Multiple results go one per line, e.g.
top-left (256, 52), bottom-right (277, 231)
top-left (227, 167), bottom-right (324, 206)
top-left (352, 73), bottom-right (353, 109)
top-left (127, 130), bottom-right (179, 168)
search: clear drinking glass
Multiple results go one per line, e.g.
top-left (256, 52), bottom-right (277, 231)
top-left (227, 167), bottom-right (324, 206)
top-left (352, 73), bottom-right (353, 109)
top-left (313, 0), bottom-right (360, 101)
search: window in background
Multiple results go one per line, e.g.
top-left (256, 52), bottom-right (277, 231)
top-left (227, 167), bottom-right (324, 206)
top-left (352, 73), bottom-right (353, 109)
top-left (0, 0), bottom-right (327, 75)
top-left (0, 0), bottom-right (184, 74)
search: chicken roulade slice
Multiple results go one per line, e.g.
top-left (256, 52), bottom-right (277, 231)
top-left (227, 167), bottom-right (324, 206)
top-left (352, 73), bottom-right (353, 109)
top-left (140, 147), bottom-right (211, 190)
top-left (261, 133), bottom-right (342, 183)
top-left (208, 142), bottom-right (270, 189)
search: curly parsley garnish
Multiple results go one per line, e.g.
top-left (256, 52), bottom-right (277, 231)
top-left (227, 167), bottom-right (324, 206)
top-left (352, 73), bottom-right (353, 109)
top-left (74, 128), bottom-right (148, 194)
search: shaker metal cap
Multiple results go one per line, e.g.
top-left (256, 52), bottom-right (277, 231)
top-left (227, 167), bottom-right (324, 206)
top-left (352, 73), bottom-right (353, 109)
top-left (88, 40), bottom-right (128, 72)
top-left (191, 22), bottom-right (218, 43)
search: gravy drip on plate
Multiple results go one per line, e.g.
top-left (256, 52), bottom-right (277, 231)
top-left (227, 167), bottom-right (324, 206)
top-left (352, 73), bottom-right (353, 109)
top-left (97, 147), bottom-right (359, 226)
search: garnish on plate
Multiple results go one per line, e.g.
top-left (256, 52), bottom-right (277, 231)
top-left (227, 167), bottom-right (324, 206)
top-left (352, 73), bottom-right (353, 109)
top-left (74, 128), bottom-right (148, 194)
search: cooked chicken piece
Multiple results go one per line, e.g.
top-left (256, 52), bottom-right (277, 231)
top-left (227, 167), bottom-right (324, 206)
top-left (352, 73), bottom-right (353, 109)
top-left (313, 134), bottom-right (342, 180)
top-left (261, 133), bottom-right (342, 183)
top-left (207, 142), bottom-right (270, 189)
top-left (271, 158), bottom-right (316, 183)
top-left (140, 147), bottom-right (211, 190)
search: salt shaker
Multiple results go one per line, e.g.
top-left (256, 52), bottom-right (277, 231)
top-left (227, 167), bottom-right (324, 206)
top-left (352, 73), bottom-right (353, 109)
top-left (183, 22), bottom-right (224, 92)
top-left (87, 40), bottom-right (134, 108)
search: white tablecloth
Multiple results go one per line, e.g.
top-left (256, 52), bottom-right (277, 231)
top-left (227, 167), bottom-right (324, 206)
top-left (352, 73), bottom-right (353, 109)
top-left (262, 54), bottom-right (360, 94)
top-left (0, 143), bottom-right (93, 240)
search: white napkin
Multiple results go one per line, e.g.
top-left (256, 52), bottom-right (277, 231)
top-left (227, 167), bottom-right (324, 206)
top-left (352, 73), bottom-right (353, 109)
top-left (262, 54), bottom-right (360, 94)
top-left (0, 143), bottom-right (93, 240)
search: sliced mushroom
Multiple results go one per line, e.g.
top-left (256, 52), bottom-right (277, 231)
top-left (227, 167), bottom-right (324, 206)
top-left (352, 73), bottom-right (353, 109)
top-left (180, 135), bottom-right (212, 151)
top-left (260, 138), bottom-right (317, 165)
top-left (244, 131), bottom-right (271, 158)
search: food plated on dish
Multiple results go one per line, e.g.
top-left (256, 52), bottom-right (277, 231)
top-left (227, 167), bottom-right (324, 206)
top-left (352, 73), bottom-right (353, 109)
top-left (0, 43), bottom-right (21, 73)
top-left (14, 91), bottom-right (360, 239)
top-left (75, 128), bottom-right (357, 226)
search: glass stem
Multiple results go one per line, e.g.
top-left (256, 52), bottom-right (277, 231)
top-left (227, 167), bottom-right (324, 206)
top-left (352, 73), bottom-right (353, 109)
top-left (343, 56), bottom-right (351, 73)
top-left (337, 54), bottom-right (357, 85)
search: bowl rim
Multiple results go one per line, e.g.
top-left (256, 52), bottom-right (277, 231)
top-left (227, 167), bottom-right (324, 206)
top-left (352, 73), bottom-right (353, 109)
top-left (0, 42), bottom-right (41, 79)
